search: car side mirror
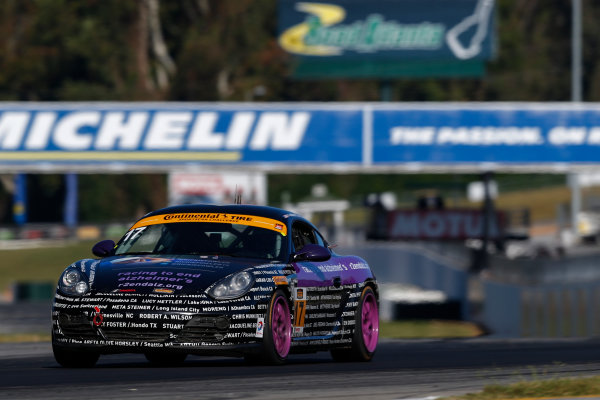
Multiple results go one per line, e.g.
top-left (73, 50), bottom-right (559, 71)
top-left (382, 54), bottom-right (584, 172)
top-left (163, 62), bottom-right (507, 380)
top-left (293, 243), bottom-right (331, 262)
top-left (92, 239), bottom-right (115, 258)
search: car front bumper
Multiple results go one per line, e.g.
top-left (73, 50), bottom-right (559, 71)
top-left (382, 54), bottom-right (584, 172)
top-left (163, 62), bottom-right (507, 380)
top-left (52, 291), bottom-right (270, 355)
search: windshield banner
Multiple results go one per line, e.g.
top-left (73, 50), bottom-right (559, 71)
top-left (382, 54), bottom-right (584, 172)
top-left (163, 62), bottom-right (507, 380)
top-left (130, 213), bottom-right (288, 236)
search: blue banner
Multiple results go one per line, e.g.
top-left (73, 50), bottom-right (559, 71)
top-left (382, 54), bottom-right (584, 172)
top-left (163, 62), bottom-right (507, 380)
top-left (372, 106), bottom-right (600, 164)
top-left (4, 103), bottom-right (600, 170)
top-left (0, 104), bottom-right (363, 164)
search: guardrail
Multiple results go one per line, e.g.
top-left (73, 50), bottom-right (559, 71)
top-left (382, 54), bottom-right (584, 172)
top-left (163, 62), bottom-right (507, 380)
top-left (483, 280), bottom-right (600, 338)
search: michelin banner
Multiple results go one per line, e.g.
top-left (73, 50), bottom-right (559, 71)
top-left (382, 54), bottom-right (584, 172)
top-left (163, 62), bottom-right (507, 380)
top-left (0, 104), bottom-right (363, 165)
top-left (2, 103), bottom-right (600, 170)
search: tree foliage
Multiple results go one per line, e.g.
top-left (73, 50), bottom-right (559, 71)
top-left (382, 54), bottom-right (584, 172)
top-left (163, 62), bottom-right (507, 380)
top-left (0, 0), bottom-right (593, 222)
top-left (0, 0), bottom-right (591, 103)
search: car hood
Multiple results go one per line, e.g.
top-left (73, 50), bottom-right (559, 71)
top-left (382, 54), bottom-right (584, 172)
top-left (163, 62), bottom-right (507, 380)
top-left (91, 255), bottom-right (268, 295)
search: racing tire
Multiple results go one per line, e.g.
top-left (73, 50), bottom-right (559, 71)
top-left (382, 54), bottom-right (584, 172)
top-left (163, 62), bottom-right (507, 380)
top-left (258, 289), bottom-right (292, 365)
top-left (52, 342), bottom-right (100, 368)
top-left (331, 286), bottom-right (379, 362)
top-left (144, 352), bottom-right (187, 366)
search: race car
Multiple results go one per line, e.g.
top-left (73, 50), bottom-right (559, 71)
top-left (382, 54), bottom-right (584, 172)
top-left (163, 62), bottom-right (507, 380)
top-left (52, 204), bottom-right (379, 367)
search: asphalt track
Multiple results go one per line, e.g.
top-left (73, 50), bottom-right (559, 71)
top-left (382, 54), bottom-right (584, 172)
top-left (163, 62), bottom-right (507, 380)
top-left (2, 339), bottom-right (600, 400)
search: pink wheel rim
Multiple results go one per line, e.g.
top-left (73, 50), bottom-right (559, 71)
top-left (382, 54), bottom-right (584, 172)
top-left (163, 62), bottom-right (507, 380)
top-left (361, 291), bottom-right (379, 353)
top-left (271, 296), bottom-right (291, 358)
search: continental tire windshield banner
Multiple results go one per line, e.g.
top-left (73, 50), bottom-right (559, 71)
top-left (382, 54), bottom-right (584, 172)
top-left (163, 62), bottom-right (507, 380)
top-left (278, 0), bottom-right (496, 77)
top-left (4, 103), bottom-right (600, 171)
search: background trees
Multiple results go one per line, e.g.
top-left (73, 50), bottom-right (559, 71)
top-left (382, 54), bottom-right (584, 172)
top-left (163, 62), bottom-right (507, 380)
top-left (0, 0), bottom-right (592, 222)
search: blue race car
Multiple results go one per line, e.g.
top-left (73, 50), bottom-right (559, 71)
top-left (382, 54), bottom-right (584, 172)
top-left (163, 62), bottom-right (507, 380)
top-left (52, 204), bottom-right (379, 366)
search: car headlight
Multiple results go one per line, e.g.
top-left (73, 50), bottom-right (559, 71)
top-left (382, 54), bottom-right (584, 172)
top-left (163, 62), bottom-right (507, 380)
top-left (58, 268), bottom-right (90, 296)
top-left (206, 271), bottom-right (255, 300)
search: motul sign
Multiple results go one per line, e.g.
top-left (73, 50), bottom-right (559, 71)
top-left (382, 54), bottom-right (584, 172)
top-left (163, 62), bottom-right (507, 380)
top-left (388, 210), bottom-right (504, 240)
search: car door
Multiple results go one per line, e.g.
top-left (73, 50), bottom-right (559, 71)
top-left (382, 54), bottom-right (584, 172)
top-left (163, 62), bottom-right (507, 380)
top-left (290, 221), bottom-right (346, 341)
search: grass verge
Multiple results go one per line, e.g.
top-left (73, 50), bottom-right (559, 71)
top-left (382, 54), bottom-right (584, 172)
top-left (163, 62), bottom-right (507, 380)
top-left (441, 376), bottom-right (600, 400)
top-left (0, 333), bottom-right (51, 343)
top-left (380, 320), bottom-right (484, 338)
top-left (0, 240), bottom-right (97, 294)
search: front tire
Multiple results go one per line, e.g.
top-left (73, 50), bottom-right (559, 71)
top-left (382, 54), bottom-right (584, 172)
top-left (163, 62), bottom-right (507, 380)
top-left (331, 286), bottom-right (379, 362)
top-left (53, 343), bottom-right (99, 368)
top-left (144, 352), bottom-right (187, 366)
top-left (258, 289), bottom-right (292, 364)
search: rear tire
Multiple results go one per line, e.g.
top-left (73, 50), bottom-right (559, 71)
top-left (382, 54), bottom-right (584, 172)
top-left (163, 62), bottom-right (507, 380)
top-left (331, 286), bottom-right (378, 362)
top-left (259, 289), bottom-right (292, 364)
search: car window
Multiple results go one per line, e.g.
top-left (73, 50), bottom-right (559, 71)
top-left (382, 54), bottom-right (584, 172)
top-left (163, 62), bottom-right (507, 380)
top-left (291, 221), bottom-right (328, 252)
top-left (314, 230), bottom-right (327, 247)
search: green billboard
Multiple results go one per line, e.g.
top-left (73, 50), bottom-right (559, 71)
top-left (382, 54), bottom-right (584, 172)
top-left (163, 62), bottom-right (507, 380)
top-left (278, 0), bottom-right (496, 78)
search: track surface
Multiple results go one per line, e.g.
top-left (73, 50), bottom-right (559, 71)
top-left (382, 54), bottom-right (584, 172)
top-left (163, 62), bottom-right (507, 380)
top-left (2, 339), bottom-right (600, 400)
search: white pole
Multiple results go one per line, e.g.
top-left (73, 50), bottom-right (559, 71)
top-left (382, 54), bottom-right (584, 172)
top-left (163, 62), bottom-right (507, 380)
top-left (570, 0), bottom-right (582, 241)
top-left (572, 0), bottom-right (582, 102)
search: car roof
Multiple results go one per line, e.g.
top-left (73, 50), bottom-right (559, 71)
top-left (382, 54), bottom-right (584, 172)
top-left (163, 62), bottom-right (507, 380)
top-left (144, 204), bottom-right (298, 222)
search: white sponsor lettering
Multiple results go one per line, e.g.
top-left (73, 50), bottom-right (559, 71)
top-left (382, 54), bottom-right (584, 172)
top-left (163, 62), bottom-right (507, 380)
top-left (548, 127), bottom-right (586, 145)
top-left (0, 110), bottom-right (311, 152)
top-left (95, 112), bottom-right (148, 149)
top-left (587, 128), bottom-right (600, 144)
top-left (26, 112), bottom-right (57, 149)
top-left (0, 112), bottom-right (29, 149)
top-left (54, 111), bottom-right (101, 150)
top-left (144, 112), bottom-right (192, 149)
top-left (225, 112), bottom-right (256, 149)
top-left (390, 127), bottom-right (435, 144)
top-left (250, 112), bottom-right (310, 150)
top-left (436, 127), bottom-right (543, 145)
top-left (188, 112), bottom-right (224, 149)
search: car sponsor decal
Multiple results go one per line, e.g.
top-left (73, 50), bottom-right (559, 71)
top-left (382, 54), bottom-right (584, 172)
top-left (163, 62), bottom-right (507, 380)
top-left (292, 287), bottom-right (307, 336)
top-left (255, 317), bottom-right (265, 338)
top-left (129, 213), bottom-right (288, 236)
top-left (92, 306), bottom-right (104, 326)
top-left (294, 288), bottom-right (306, 301)
top-left (272, 276), bottom-right (288, 285)
top-left (293, 300), bottom-right (307, 330)
top-left (153, 288), bottom-right (175, 294)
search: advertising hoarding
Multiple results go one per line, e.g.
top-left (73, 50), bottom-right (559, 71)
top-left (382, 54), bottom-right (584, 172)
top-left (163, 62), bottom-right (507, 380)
top-left (2, 103), bottom-right (600, 172)
top-left (278, 0), bottom-right (496, 77)
top-left (372, 105), bottom-right (600, 164)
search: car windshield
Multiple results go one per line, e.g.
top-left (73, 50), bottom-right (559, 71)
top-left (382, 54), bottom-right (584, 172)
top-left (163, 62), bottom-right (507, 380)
top-left (114, 221), bottom-right (286, 262)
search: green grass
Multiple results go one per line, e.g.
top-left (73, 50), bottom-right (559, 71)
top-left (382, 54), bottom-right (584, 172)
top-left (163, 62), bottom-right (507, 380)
top-left (442, 376), bottom-right (600, 400)
top-left (380, 320), bottom-right (484, 338)
top-left (0, 333), bottom-right (51, 343)
top-left (0, 240), bottom-right (97, 294)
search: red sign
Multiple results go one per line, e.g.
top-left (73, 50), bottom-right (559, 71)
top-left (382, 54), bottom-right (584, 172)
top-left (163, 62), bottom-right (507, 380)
top-left (387, 210), bottom-right (505, 240)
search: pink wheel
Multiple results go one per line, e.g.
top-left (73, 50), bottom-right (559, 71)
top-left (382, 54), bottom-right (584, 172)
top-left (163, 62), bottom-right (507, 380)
top-left (271, 295), bottom-right (291, 358)
top-left (331, 286), bottom-right (379, 362)
top-left (254, 290), bottom-right (292, 364)
top-left (361, 291), bottom-right (379, 353)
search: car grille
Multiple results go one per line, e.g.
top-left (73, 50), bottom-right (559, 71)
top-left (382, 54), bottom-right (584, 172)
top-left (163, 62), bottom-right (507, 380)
top-left (58, 313), bottom-right (231, 344)
top-left (176, 315), bottom-right (230, 343)
top-left (58, 313), bottom-right (98, 340)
